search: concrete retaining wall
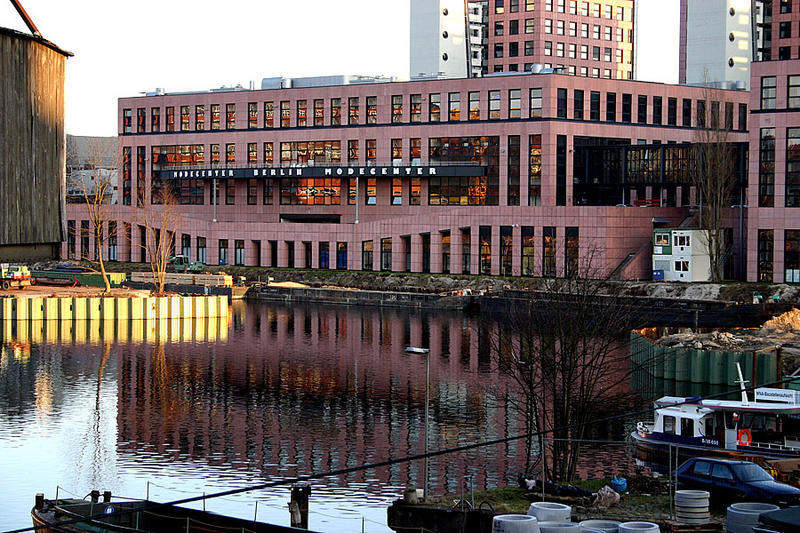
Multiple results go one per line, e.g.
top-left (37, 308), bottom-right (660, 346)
top-left (0, 295), bottom-right (228, 322)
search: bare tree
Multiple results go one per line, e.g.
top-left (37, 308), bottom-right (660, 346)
top-left (67, 136), bottom-right (116, 293)
top-left (486, 251), bottom-right (642, 482)
top-left (138, 184), bottom-right (181, 296)
top-left (692, 82), bottom-right (739, 282)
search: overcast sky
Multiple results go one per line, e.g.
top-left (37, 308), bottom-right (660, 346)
top-left (0, 0), bottom-right (678, 137)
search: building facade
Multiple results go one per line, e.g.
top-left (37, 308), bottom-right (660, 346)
top-left (64, 73), bottom-right (749, 280)
top-left (678, 0), bottom-right (754, 90)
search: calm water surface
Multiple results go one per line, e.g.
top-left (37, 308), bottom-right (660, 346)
top-left (0, 301), bottom-right (637, 533)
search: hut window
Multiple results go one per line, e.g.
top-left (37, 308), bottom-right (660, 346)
top-left (663, 415), bottom-right (675, 434)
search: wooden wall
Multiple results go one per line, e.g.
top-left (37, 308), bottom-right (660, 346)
top-left (0, 29), bottom-right (67, 256)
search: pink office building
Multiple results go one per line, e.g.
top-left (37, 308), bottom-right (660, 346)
top-left (64, 73), bottom-right (749, 280)
top-left (746, 0), bottom-right (800, 282)
top-left (487, 0), bottom-right (634, 79)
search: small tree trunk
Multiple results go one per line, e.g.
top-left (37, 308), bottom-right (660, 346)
top-left (95, 228), bottom-right (111, 293)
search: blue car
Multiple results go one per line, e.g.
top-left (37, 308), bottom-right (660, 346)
top-left (676, 458), bottom-right (800, 507)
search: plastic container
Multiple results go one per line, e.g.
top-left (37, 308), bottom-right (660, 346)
top-left (675, 490), bottom-right (710, 524)
top-left (528, 502), bottom-right (572, 522)
top-left (727, 502), bottom-right (780, 533)
top-left (579, 520), bottom-right (621, 533)
top-left (493, 514), bottom-right (540, 533)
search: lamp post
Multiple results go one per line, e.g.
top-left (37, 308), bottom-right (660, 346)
top-left (406, 346), bottom-right (430, 500)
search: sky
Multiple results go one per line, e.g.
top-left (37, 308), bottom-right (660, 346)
top-left (0, 0), bottom-right (678, 137)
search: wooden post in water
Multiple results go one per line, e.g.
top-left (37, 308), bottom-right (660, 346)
top-left (290, 482), bottom-right (311, 529)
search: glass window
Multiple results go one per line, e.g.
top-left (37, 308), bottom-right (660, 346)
top-left (366, 96), bottom-right (377, 124)
top-left (573, 89), bottom-right (584, 120)
top-left (248, 142), bottom-right (257, 165)
top-left (166, 106), bottom-right (175, 132)
top-left (590, 91), bottom-right (600, 120)
top-left (530, 88), bottom-right (542, 118)
top-left (248, 102), bottom-right (258, 129)
top-left (297, 99), bottom-right (307, 127)
top-left (280, 101), bottom-right (290, 127)
top-left (469, 91), bottom-right (480, 120)
top-left (787, 128), bottom-right (800, 207)
top-left (790, 76), bottom-right (800, 109)
top-left (151, 107), bottom-right (160, 132)
top-left (449, 92), bottom-right (461, 121)
top-left (759, 229), bottom-right (774, 282)
top-left (349, 97), bottom-right (359, 125)
top-left (525, 41), bottom-right (535, 56)
top-left (366, 177), bottom-right (377, 204)
top-left (331, 98), bottom-right (341, 125)
top-left (606, 92), bottom-right (616, 121)
top-left (392, 177), bottom-right (403, 205)
top-left (226, 103), bottom-right (235, 129)
top-left (525, 19), bottom-right (535, 33)
top-left (495, 21), bottom-right (505, 36)
top-left (622, 93), bottom-right (632, 122)
top-left (557, 88), bottom-right (567, 118)
top-left (263, 178), bottom-right (273, 205)
top-left (509, 89), bottom-right (521, 118)
top-left (411, 94), bottom-right (422, 122)
top-left (762, 76), bottom-right (777, 110)
top-left (136, 108), bottom-right (145, 133)
top-left (489, 90), bottom-right (501, 119)
top-left (430, 94), bottom-right (441, 121)
top-left (392, 138), bottom-right (402, 165)
top-left (123, 108), bottom-right (132, 133)
top-left (529, 134), bottom-right (541, 205)
top-left (264, 101), bottom-right (274, 128)
top-left (314, 99), bottom-right (324, 126)
top-left (508, 135), bottom-right (520, 205)
top-left (195, 105), bottom-right (205, 131)
top-left (392, 95), bottom-right (403, 123)
top-left (226, 143), bottom-right (235, 165)
top-left (543, 226), bottom-right (556, 277)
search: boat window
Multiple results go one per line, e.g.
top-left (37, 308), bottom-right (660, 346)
top-left (711, 463), bottom-right (734, 480)
top-left (681, 418), bottom-right (694, 437)
top-left (663, 415), bottom-right (676, 434)
top-left (704, 417), bottom-right (714, 436)
top-left (692, 460), bottom-right (711, 476)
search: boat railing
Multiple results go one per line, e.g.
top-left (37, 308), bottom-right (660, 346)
top-left (747, 440), bottom-right (800, 452)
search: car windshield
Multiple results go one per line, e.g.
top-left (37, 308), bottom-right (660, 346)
top-left (731, 463), bottom-right (773, 482)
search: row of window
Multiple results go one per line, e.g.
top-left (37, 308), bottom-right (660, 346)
top-left (122, 86), bottom-right (722, 136)
top-left (757, 127), bottom-right (800, 208)
top-left (494, 0), bottom-right (629, 21)
top-left (495, 18), bottom-right (630, 42)
top-left (491, 62), bottom-right (630, 79)
top-left (494, 41), bottom-right (629, 65)
top-left (757, 228), bottom-right (800, 283)
top-left (760, 74), bottom-right (800, 110)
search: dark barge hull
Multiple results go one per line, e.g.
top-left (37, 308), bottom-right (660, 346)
top-left (32, 497), bottom-right (313, 533)
top-left (632, 432), bottom-right (800, 467)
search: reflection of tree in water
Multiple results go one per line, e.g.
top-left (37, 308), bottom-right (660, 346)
top-left (75, 342), bottom-right (119, 491)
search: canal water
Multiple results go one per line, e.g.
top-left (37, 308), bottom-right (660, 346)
top-left (0, 301), bottom-right (640, 533)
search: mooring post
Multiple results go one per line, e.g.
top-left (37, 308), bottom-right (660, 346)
top-left (290, 482), bottom-right (311, 529)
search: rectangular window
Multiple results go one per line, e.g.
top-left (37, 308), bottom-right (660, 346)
top-left (297, 99), bottom-right (307, 127)
top-left (392, 95), bottom-right (403, 123)
top-left (449, 92), bottom-right (461, 121)
top-left (521, 226), bottom-right (534, 276)
top-left (122, 147), bottom-right (131, 205)
top-left (151, 107), bottom-right (160, 132)
top-left (226, 143), bottom-right (235, 166)
top-left (573, 89), bottom-right (584, 120)
top-left (263, 142), bottom-right (273, 165)
top-left (622, 93), bottom-right (632, 122)
top-left (410, 94), bottom-right (422, 122)
top-left (652, 96), bottom-right (662, 125)
top-left (392, 138), bottom-right (402, 165)
top-left (697, 99), bottom-right (707, 128)
top-left (218, 239), bottom-right (228, 266)
top-left (331, 98), bottom-right (341, 125)
top-left (263, 178), bottom-right (273, 205)
top-left (789, 76), bottom-right (800, 109)
top-left (606, 92), bottom-right (616, 121)
top-left (565, 227), bottom-right (578, 277)
top-left (489, 90), bottom-right (501, 119)
top-left (469, 91), bottom-right (480, 120)
top-left (667, 97), bottom-right (677, 126)
top-left (366, 177), bottom-right (377, 204)
top-left (525, 18), bottom-right (535, 33)
top-left (508, 135), bottom-right (520, 205)
top-left (762, 77), bottom-right (777, 110)
top-left (725, 101), bottom-right (734, 130)
top-left (210, 104), bottom-right (219, 130)
top-left (529, 134), bottom-right (542, 205)
top-left (479, 226), bottom-right (492, 275)
top-left (758, 229), bottom-right (774, 282)
top-left (556, 135), bottom-right (567, 206)
top-left (366, 96), bottom-right (377, 124)
top-left (543, 226), bottom-right (556, 277)
top-left (248, 142), bottom-right (257, 165)
top-left (166, 106), bottom-right (175, 132)
top-left (123, 108), bottom-right (132, 133)
top-left (509, 89), bottom-right (521, 119)
top-left (234, 240), bottom-right (244, 266)
top-left (248, 102), bottom-right (258, 129)
top-left (366, 139), bottom-right (376, 166)
top-left (392, 177), bottom-right (403, 205)
top-left (530, 88), bottom-right (542, 118)
top-left (637, 95), bottom-right (647, 124)
top-left (362, 241), bottom-right (374, 271)
top-left (760, 128), bottom-right (776, 207)
top-left (248, 179), bottom-right (257, 205)
top-left (682, 98), bottom-right (692, 126)
top-left (314, 99), bottom-right (324, 126)
top-left (192, 105), bottom-right (203, 131)
top-left (180, 106), bottom-right (190, 131)
top-left (264, 101), bottom-right (274, 127)
top-left (590, 91), bottom-right (600, 120)
top-left (786, 230), bottom-right (800, 282)
top-left (739, 103), bottom-right (748, 131)
top-left (495, 21), bottom-right (505, 36)
top-left (136, 108), bottom-right (145, 133)
top-left (496, 0), bottom-right (505, 13)
top-left (381, 238), bottom-right (392, 271)
top-left (211, 144), bottom-right (220, 165)
top-left (225, 179), bottom-right (235, 205)
top-left (429, 93), bottom-right (441, 121)
top-left (788, 128), bottom-right (800, 207)
top-left (500, 226), bottom-right (513, 275)
top-left (557, 88), bottom-right (567, 118)
top-left (411, 137), bottom-right (421, 165)
top-left (226, 103), bottom-right (235, 129)
top-left (280, 101), bottom-right (290, 127)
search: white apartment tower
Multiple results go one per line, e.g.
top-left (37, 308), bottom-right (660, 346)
top-left (679, 0), bottom-right (755, 89)
top-left (410, 0), bottom-right (471, 79)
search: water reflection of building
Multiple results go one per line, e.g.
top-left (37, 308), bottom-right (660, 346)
top-left (116, 304), bottom-right (521, 493)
